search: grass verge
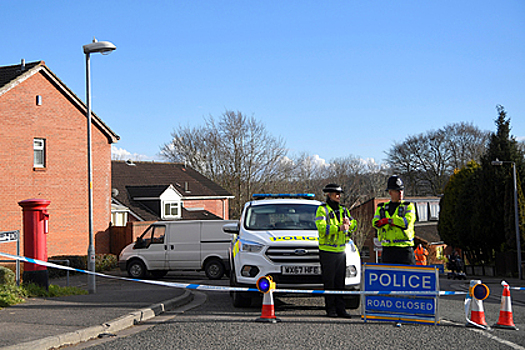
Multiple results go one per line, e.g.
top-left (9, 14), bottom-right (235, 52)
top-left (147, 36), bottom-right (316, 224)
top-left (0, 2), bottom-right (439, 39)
top-left (0, 283), bottom-right (88, 309)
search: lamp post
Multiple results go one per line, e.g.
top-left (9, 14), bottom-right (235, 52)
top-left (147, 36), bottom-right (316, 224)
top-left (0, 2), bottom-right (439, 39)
top-left (491, 159), bottom-right (522, 280)
top-left (83, 38), bottom-right (116, 294)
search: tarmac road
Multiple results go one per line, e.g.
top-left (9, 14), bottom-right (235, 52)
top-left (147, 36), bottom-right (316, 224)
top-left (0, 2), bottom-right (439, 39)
top-left (64, 272), bottom-right (525, 350)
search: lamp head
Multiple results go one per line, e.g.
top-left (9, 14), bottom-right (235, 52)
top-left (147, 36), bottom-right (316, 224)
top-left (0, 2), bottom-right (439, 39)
top-left (83, 38), bottom-right (116, 54)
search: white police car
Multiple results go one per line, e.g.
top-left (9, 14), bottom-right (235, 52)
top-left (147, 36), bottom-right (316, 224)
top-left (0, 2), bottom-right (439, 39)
top-left (223, 194), bottom-right (361, 307)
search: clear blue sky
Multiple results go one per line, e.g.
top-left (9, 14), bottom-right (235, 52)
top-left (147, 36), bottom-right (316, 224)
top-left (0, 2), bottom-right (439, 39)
top-left (2, 1), bottom-right (524, 164)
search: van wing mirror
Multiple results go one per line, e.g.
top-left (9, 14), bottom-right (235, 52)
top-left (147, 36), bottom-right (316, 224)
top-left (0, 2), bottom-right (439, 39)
top-left (223, 222), bottom-right (240, 235)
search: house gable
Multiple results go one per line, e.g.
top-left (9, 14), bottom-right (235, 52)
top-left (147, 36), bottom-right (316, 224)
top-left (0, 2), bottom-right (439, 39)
top-left (0, 60), bottom-right (119, 256)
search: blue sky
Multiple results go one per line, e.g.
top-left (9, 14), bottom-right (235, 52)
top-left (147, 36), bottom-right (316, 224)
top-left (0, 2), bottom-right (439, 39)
top-left (2, 1), bottom-right (524, 164)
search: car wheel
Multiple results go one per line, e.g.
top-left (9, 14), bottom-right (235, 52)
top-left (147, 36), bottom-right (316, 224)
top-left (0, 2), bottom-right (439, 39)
top-left (230, 269), bottom-right (252, 307)
top-left (204, 259), bottom-right (225, 280)
top-left (344, 295), bottom-right (360, 309)
top-left (127, 259), bottom-right (147, 279)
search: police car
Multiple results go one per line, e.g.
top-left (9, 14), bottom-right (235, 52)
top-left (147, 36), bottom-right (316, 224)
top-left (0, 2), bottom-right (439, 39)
top-left (223, 194), bottom-right (361, 308)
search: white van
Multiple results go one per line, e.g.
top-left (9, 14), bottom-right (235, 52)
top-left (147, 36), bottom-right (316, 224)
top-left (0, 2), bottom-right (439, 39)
top-left (223, 194), bottom-right (361, 308)
top-left (119, 220), bottom-right (236, 280)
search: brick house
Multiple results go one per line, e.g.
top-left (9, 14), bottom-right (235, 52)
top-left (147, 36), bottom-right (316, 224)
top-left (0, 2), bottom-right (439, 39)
top-left (350, 197), bottom-right (445, 266)
top-left (0, 60), bottom-right (119, 257)
top-left (109, 160), bottom-right (234, 253)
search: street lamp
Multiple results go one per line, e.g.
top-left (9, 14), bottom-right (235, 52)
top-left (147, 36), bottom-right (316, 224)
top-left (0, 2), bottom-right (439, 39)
top-left (491, 159), bottom-right (522, 280)
top-left (83, 38), bottom-right (116, 294)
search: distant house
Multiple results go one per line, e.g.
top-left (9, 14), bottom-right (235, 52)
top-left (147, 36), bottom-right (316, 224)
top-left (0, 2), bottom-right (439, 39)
top-left (351, 197), bottom-right (445, 265)
top-left (0, 60), bottom-right (119, 256)
top-left (110, 160), bottom-right (234, 251)
top-left (111, 160), bottom-right (234, 222)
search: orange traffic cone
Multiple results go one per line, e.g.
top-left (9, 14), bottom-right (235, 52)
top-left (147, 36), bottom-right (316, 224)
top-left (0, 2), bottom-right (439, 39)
top-left (256, 290), bottom-right (281, 323)
top-left (470, 297), bottom-right (488, 327)
top-left (467, 280), bottom-right (488, 328)
top-left (493, 281), bottom-right (518, 330)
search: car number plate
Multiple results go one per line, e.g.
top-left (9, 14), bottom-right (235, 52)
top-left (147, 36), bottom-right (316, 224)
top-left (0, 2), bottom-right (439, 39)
top-left (281, 265), bottom-right (321, 275)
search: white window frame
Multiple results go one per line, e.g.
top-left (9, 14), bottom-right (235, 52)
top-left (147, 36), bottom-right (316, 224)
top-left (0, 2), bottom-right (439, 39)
top-left (33, 138), bottom-right (45, 168)
top-left (163, 201), bottom-right (181, 219)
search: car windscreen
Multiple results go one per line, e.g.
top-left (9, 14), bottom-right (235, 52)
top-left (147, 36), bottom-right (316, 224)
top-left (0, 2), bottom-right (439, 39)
top-left (244, 203), bottom-right (318, 230)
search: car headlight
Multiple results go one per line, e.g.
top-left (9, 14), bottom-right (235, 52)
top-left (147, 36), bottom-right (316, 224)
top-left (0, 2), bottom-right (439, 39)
top-left (346, 265), bottom-right (358, 278)
top-left (240, 240), bottom-right (263, 253)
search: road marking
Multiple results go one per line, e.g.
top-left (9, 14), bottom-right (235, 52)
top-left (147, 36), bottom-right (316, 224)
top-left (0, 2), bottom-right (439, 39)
top-left (440, 320), bottom-right (524, 350)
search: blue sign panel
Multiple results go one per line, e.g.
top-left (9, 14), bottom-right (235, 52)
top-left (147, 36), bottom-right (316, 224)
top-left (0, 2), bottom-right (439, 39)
top-left (362, 264), bottom-right (440, 325)
top-left (364, 266), bottom-right (437, 293)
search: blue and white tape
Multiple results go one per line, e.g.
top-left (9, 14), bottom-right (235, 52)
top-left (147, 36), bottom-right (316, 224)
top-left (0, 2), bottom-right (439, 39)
top-left (510, 286), bottom-right (525, 291)
top-left (0, 252), bottom-right (470, 296)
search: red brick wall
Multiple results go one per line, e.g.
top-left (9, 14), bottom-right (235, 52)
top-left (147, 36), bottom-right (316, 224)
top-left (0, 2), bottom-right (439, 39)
top-left (183, 198), bottom-right (230, 219)
top-left (0, 70), bottom-right (113, 258)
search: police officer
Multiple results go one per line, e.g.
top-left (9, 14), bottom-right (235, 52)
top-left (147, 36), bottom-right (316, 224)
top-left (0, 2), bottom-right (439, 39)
top-left (315, 183), bottom-right (357, 318)
top-left (372, 175), bottom-right (416, 265)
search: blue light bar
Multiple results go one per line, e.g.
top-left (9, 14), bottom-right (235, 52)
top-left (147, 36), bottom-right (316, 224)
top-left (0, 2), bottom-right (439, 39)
top-left (252, 193), bottom-right (315, 199)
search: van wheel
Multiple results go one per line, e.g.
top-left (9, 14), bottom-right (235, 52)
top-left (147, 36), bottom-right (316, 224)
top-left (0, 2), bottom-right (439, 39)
top-left (128, 260), bottom-right (147, 279)
top-left (205, 259), bottom-right (225, 280)
top-left (344, 295), bottom-right (360, 309)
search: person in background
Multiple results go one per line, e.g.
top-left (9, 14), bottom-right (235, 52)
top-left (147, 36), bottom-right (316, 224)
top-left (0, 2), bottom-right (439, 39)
top-left (414, 243), bottom-right (429, 265)
top-left (315, 183), bottom-right (357, 318)
top-left (372, 175), bottom-right (416, 265)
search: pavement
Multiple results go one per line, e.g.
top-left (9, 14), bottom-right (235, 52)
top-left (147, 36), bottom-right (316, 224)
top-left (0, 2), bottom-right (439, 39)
top-left (0, 270), bottom-right (194, 350)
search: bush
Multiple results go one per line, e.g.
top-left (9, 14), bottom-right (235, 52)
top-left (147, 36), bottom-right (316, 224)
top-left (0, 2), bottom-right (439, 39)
top-left (47, 254), bottom-right (118, 278)
top-left (0, 284), bottom-right (26, 308)
top-left (95, 254), bottom-right (118, 272)
top-left (0, 266), bottom-right (16, 286)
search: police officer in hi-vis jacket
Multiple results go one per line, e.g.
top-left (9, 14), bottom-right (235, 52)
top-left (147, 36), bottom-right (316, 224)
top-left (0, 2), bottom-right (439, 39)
top-left (315, 183), bottom-right (357, 317)
top-left (372, 175), bottom-right (416, 265)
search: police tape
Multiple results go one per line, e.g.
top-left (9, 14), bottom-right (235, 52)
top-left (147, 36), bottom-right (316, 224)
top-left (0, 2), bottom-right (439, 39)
top-left (510, 286), bottom-right (525, 291)
top-left (0, 252), bottom-right (470, 296)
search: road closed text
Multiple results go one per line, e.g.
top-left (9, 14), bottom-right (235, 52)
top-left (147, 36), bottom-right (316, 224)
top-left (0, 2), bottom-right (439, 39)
top-left (366, 296), bottom-right (435, 315)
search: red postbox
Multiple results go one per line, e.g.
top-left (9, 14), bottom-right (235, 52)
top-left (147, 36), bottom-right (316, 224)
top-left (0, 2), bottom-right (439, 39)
top-left (18, 199), bottom-right (50, 288)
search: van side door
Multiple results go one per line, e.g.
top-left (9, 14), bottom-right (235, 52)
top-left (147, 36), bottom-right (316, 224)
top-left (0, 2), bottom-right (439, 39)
top-left (166, 222), bottom-right (200, 269)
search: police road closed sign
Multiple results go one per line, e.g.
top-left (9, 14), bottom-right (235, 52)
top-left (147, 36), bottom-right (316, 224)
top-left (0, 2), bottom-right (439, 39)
top-left (362, 263), bottom-right (440, 325)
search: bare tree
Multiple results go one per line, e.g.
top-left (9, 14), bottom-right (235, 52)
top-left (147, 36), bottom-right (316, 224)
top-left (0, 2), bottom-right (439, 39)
top-left (161, 110), bottom-right (287, 218)
top-left (386, 122), bottom-right (489, 195)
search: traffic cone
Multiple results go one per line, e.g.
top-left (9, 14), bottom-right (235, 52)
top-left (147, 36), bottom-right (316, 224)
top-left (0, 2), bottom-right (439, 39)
top-left (493, 281), bottom-right (518, 330)
top-left (256, 290), bottom-right (281, 323)
top-left (466, 280), bottom-right (488, 328)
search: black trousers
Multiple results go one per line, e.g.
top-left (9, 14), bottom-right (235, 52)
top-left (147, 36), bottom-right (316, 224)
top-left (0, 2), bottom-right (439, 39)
top-left (381, 246), bottom-right (416, 265)
top-left (319, 250), bottom-right (346, 313)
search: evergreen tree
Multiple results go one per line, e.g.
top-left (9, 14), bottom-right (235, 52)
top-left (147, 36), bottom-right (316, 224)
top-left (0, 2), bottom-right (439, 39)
top-left (438, 161), bottom-right (479, 254)
top-left (476, 106), bottom-right (525, 262)
top-left (439, 106), bottom-right (524, 265)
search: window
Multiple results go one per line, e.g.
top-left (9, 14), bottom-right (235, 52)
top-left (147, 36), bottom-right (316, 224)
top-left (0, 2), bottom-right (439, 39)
top-left (111, 211), bottom-right (128, 226)
top-left (416, 202), bottom-right (428, 221)
top-left (33, 138), bottom-right (45, 168)
top-left (136, 225), bottom-right (165, 248)
top-left (163, 201), bottom-right (180, 219)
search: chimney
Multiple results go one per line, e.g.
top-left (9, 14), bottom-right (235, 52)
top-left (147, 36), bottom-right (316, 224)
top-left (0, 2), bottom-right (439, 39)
top-left (20, 59), bottom-right (25, 71)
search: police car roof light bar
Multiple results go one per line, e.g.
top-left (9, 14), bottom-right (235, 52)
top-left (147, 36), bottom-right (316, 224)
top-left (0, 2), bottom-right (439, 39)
top-left (252, 193), bottom-right (315, 200)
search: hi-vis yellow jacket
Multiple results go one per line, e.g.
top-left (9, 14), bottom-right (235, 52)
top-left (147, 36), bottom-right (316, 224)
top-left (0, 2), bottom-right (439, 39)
top-left (315, 204), bottom-right (357, 253)
top-left (372, 201), bottom-right (416, 248)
